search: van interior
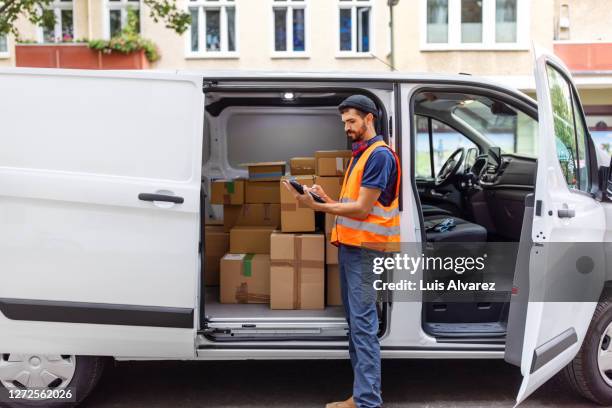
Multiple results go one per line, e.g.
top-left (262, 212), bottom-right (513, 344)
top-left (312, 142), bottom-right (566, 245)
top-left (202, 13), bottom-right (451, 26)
top-left (199, 83), bottom-right (538, 345)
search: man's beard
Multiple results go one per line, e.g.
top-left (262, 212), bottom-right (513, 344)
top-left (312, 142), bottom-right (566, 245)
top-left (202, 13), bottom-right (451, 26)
top-left (346, 123), bottom-right (368, 141)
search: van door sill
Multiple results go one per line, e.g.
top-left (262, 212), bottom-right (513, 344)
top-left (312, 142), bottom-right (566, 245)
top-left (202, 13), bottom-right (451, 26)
top-left (424, 321), bottom-right (507, 338)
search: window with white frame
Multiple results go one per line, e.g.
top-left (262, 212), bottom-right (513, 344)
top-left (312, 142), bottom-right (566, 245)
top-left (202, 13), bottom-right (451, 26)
top-left (188, 0), bottom-right (236, 55)
top-left (106, 0), bottom-right (140, 38)
top-left (424, 0), bottom-right (526, 49)
top-left (0, 35), bottom-right (7, 54)
top-left (40, 0), bottom-right (75, 43)
top-left (273, 0), bottom-right (306, 54)
top-left (338, 0), bottom-right (372, 54)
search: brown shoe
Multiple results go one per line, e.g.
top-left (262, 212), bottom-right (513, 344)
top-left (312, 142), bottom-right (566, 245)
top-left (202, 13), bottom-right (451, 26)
top-left (325, 396), bottom-right (356, 408)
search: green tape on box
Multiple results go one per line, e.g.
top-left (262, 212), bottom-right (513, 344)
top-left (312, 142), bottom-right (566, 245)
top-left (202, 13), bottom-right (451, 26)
top-left (225, 181), bottom-right (235, 194)
top-left (242, 253), bottom-right (255, 277)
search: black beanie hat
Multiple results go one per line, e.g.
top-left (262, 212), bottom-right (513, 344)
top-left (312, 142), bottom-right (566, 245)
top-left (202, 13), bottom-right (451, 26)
top-left (338, 95), bottom-right (378, 116)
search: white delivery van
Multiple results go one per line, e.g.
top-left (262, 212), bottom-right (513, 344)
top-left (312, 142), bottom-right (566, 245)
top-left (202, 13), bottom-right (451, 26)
top-left (1, 48), bottom-right (611, 407)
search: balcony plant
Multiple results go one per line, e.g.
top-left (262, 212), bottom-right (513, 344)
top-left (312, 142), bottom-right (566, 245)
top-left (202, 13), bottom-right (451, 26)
top-left (88, 9), bottom-right (160, 63)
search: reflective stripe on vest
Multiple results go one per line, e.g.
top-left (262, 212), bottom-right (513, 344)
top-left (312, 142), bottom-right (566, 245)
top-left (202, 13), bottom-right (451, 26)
top-left (335, 215), bottom-right (401, 236)
top-left (339, 198), bottom-right (400, 218)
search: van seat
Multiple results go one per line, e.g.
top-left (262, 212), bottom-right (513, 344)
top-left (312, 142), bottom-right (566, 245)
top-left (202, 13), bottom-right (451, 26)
top-left (424, 215), bottom-right (487, 242)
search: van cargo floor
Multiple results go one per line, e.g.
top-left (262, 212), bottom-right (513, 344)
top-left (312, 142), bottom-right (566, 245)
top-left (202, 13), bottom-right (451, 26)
top-left (204, 286), bottom-right (346, 321)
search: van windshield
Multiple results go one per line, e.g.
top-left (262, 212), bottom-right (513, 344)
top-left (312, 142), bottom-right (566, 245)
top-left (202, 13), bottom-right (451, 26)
top-left (451, 97), bottom-right (539, 157)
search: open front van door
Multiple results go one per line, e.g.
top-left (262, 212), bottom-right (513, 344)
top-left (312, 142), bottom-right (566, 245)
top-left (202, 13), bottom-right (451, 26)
top-left (0, 70), bottom-right (204, 359)
top-left (510, 48), bottom-right (606, 404)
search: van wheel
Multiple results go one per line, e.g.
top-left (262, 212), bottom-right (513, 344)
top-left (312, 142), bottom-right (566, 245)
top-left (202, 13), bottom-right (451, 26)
top-left (0, 355), bottom-right (107, 408)
top-left (563, 294), bottom-right (612, 406)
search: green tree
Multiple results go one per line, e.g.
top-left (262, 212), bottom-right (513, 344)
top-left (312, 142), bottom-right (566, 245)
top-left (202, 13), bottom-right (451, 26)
top-left (0, 0), bottom-right (191, 38)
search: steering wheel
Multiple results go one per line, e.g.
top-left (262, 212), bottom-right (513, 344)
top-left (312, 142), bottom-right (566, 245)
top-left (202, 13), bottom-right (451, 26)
top-left (435, 147), bottom-right (466, 187)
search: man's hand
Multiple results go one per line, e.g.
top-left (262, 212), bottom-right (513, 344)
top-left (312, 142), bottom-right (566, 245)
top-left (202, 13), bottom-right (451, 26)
top-left (281, 180), bottom-right (317, 209)
top-left (310, 184), bottom-right (333, 203)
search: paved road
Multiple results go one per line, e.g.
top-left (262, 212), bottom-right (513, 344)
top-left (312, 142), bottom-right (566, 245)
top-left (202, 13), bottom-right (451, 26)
top-left (82, 359), bottom-right (593, 407)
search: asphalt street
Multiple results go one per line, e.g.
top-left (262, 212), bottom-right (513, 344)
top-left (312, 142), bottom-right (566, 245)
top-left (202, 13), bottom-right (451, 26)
top-left (82, 358), bottom-right (594, 407)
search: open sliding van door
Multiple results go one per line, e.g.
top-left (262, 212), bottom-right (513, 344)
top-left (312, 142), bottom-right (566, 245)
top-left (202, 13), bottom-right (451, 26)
top-left (506, 48), bottom-right (606, 404)
top-left (0, 70), bottom-right (204, 359)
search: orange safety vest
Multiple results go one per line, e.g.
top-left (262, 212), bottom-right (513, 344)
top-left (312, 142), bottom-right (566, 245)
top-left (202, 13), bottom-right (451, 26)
top-left (330, 140), bottom-right (401, 251)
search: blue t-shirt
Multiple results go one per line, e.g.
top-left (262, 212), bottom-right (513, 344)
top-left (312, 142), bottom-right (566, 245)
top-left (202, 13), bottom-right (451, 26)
top-left (346, 135), bottom-right (398, 206)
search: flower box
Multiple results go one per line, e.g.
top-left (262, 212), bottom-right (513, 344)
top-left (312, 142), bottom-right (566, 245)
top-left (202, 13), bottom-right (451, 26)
top-left (15, 44), bottom-right (150, 69)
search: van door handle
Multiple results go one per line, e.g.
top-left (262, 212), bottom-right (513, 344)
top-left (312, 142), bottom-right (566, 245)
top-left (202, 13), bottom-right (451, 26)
top-left (557, 208), bottom-right (575, 218)
top-left (138, 193), bottom-right (184, 204)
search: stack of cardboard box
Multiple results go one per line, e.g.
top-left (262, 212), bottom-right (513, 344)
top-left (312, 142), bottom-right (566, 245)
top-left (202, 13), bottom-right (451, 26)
top-left (205, 151), bottom-right (351, 310)
top-left (220, 223), bottom-right (276, 304)
top-left (217, 162), bottom-right (286, 304)
top-left (206, 179), bottom-right (245, 286)
top-left (270, 151), bottom-right (351, 309)
top-left (203, 225), bottom-right (229, 286)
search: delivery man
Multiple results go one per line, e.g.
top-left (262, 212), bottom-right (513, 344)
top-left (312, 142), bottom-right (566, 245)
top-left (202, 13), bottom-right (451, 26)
top-left (282, 95), bottom-right (401, 408)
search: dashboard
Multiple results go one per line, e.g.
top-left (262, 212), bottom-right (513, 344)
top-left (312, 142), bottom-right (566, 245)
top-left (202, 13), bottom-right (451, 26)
top-left (468, 153), bottom-right (536, 189)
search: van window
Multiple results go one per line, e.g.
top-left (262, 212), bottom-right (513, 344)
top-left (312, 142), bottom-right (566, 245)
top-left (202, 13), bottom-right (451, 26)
top-left (415, 116), bottom-right (433, 178)
top-left (0, 75), bottom-right (196, 181)
top-left (416, 115), bottom-right (477, 178)
top-left (546, 65), bottom-right (590, 191)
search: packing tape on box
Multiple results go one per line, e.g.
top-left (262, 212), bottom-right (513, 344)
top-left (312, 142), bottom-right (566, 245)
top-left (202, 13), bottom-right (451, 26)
top-left (235, 282), bottom-right (270, 304)
top-left (223, 181), bottom-right (235, 204)
top-left (242, 253), bottom-right (254, 277)
top-left (271, 236), bottom-right (324, 309)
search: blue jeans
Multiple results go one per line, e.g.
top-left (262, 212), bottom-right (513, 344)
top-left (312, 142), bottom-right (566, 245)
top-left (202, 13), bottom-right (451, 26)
top-left (338, 244), bottom-right (382, 408)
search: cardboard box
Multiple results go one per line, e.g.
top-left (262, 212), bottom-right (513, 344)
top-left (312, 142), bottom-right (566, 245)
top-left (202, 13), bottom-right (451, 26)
top-left (290, 157), bottom-right (316, 175)
top-left (280, 175), bottom-right (316, 232)
top-left (245, 181), bottom-right (280, 203)
top-left (223, 204), bottom-right (281, 231)
top-left (203, 226), bottom-right (230, 286)
top-left (270, 232), bottom-right (324, 310)
top-left (220, 253), bottom-right (270, 304)
top-left (230, 226), bottom-right (275, 254)
top-left (315, 150), bottom-right (352, 176)
top-left (327, 265), bottom-right (342, 306)
top-left (211, 179), bottom-right (245, 205)
top-left (325, 233), bottom-right (338, 264)
top-left (314, 176), bottom-right (343, 201)
top-left (242, 161), bottom-right (286, 181)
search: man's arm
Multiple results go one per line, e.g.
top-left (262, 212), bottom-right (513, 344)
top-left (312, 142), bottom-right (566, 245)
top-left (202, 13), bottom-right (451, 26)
top-left (282, 180), bottom-right (381, 220)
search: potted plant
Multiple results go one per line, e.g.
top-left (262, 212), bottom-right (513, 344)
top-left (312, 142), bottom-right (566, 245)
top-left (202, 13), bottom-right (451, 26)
top-left (87, 8), bottom-right (160, 69)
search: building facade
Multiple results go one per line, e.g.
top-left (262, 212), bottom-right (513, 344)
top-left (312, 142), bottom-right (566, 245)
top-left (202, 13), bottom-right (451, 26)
top-left (0, 0), bottom-right (611, 152)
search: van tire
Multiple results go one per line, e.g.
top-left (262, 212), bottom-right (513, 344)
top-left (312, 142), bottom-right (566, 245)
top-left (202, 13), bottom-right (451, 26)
top-left (0, 356), bottom-right (107, 408)
top-left (563, 293), bottom-right (612, 406)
